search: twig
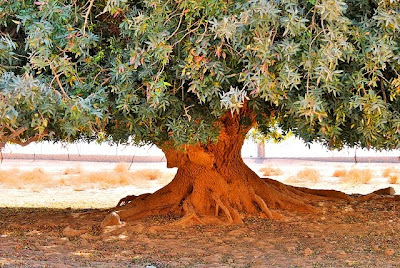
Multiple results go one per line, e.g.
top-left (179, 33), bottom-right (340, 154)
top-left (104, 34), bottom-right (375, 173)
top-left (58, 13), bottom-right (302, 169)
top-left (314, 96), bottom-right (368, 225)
top-left (82, 0), bottom-right (95, 35)
top-left (163, 9), bottom-right (181, 26)
top-left (183, 105), bottom-right (194, 121)
top-left (172, 22), bottom-right (202, 47)
top-left (129, 155), bottom-right (135, 170)
top-left (196, 20), bottom-right (209, 44)
top-left (73, 0), bottom-right (78, 23)
top-left (354, 146), bottom-right (358, 164)
top-left (49, 62), bottom-right (68, 98)
top-left (165, 10), bottom-right (186, 42)
top-left (380, 78), bottom-right (387, 103)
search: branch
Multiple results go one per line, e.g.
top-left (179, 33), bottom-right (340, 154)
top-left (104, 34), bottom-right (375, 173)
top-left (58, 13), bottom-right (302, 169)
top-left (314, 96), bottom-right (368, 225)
top-left (82, 0), bottom-right (95, 35)
top-left (172, 21), bottom-right (202, 47)
top-left (165, 10), bottom-right (185, 42)
top-left (0, 127), bottom-right (48, 149)
top-left (380, 78), bottom-right (387, 103)
top-left (49, 62), bottom-right (68, 98)
top-left (0, 126), bottom-right (28, 149)
top-left (10, 131), bottom-right (47, 147)
top-left (73, 0), bottom-right (78, 23)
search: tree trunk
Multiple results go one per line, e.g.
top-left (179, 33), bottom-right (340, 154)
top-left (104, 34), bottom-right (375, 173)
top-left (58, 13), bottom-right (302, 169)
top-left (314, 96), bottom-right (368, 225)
top-left (102, 109), bottom-right (349, 227)
top-left (257, 142), bottom-right (265, 158)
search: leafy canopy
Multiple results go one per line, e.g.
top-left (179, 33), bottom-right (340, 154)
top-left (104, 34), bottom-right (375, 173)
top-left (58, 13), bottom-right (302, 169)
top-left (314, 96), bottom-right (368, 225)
top-left (1, 0), bottom-right (400, 150)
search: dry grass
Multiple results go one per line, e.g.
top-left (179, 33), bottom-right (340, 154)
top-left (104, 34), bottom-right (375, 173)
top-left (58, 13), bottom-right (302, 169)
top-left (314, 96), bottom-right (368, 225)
top-left (0, 168), bottom-right (21, 187)
top-left (340, 169), bottom-right (373, 184)
top-left (382, 167), bottom-right (399, 184)
top-left (297, 168), bottom-right (320, 183)
top-left (286, 168), bottom-right (320, 183)
top-left (68, 172), bottom-right (130, 189)
top-left (65, 168), bottom-right (164, 190)
top-left (0, 168), bottom-right (52, 189)
top-left (63, 165), bottom-right (82, 175)
top-left (332, 169), bottom-right (348, 177)
top-left (114, 162), bottom-right (130, 173)
top-left (132, 169), bottom-right (163, 180)
top-left (388, 175), bottom-right (399, 184)
top-left (20, 168), bottom-right (51, 184)
top-left (259, 166), bottom-right (283, 176)
top-left (382, 167), bottom-right (394, 178)
top-left (0, 164), bottom-right (166, 190)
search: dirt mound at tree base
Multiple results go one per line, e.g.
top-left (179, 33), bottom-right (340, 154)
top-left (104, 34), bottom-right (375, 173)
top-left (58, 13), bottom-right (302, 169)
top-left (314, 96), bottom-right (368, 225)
top-left (0, 197), bottom-right (399, 267)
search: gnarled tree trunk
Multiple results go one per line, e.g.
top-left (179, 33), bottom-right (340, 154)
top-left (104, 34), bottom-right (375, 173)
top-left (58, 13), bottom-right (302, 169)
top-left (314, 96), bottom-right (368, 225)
top-left (102, 109), bottom-right (349, 227)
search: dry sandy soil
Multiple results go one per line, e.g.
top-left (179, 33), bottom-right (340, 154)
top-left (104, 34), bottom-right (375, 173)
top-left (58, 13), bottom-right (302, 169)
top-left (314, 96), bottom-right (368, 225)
top-left (0, 158), bottom-right (399, 267)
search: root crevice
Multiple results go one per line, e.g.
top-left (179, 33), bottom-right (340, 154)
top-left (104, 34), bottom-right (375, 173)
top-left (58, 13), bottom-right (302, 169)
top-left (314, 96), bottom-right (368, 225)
top-left (212, 193), bottom-right (233, 222)
top-left (253, 194), bottom-right (274, 219)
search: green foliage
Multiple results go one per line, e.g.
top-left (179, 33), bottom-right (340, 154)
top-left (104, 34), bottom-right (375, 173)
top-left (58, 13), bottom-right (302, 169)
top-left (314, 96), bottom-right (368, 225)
top-left (1, 0), bottom-right (400, 150)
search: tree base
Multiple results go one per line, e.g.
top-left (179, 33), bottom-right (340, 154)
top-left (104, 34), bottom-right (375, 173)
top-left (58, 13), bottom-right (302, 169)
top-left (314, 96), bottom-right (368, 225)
top-left (101, 169), bottom-right (353, 228)
top-left (101, 109), bottom-right (355, 228)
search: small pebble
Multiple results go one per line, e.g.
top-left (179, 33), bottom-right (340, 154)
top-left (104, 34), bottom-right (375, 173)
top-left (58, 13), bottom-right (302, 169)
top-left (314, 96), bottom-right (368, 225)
top-left (385, 249), bottom-right (395, 256)
top-left (304, 247), bottom-right (313, 256)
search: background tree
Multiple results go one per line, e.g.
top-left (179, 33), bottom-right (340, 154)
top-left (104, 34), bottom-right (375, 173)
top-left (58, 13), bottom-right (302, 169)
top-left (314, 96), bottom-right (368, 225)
top-left (1, 0), bottom-right (399, 225)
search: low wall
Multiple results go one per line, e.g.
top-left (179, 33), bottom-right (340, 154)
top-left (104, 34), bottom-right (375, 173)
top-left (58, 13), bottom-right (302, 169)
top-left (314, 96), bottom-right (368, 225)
top-left (1, 153), bottom-right (165, 162)
top-left (2, 153), bottom-right (399, 163)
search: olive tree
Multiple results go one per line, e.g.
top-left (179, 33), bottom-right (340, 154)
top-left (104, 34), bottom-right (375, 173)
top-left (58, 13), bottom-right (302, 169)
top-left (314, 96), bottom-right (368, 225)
top-left (1, 0), bottom-right (399, 225)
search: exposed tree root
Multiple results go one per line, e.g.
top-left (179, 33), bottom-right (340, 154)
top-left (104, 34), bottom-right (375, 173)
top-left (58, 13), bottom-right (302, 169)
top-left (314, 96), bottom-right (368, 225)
top-left (104, 170), bottom-right (354, 229)
top-left (174, 201), bottom-right (206, 226)
top-left (355, 187), bottom-right (396, 202)
top-left (372, 187), bottom-right (395, 196)
top-left (106, 175), bottom-right (396, 229)
top-left (116, 193), bottom-right (151, 207)
top-left (293, 186), bottom-right (354, 202)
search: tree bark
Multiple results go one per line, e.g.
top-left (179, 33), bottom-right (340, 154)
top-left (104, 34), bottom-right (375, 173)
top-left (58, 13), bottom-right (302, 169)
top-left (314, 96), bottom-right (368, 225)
top-left (103, 109), bottom-right (349, 227)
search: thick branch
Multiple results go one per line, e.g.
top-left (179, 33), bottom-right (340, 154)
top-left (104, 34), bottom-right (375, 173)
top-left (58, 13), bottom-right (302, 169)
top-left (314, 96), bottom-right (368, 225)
top-left (10, 130), bottom-right (48, 147)
top-left (0, 126), bottom-right (27, 149)
top-left (0, 127), bottom-right (48, 149)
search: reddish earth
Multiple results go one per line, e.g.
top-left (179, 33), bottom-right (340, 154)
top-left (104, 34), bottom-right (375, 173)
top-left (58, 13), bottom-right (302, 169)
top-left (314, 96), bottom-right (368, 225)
top-left (0, 195), bottom-right (399, 267)
top-left (0, 158), bottom-right (399, 267)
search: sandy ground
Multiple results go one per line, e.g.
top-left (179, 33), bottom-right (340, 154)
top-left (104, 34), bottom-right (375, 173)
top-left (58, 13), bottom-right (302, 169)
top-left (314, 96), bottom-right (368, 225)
top-left (0, 158), bottom-right (399, 208)
top-left (0, 158), bottom-right (399, 267)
